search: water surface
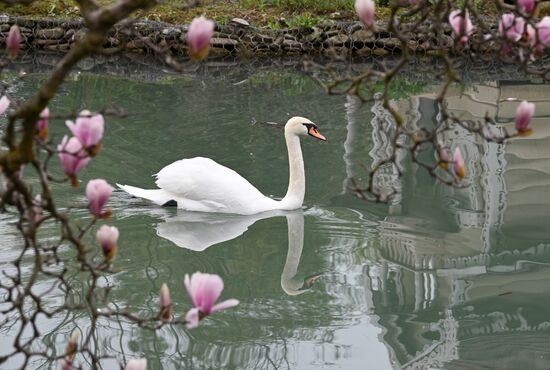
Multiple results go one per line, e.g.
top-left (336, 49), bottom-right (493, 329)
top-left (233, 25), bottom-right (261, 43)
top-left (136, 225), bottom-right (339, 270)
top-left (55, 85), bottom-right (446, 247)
top-left (1, 55), bottom-right (550, 370)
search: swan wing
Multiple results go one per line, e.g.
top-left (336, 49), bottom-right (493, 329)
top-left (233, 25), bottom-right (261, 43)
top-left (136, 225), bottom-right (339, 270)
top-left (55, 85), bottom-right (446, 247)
top-left (154, 157), bottom-right (274, 213)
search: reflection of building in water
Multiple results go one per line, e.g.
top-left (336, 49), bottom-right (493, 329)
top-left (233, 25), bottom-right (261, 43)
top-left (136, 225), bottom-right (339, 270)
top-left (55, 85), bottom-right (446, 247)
top-left (357, 80), bottom-right (550, 369)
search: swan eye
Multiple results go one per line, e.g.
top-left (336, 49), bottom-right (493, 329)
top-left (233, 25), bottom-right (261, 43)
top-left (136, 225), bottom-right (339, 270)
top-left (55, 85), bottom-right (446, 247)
top-left (303, 123), bottom-right (317, 130)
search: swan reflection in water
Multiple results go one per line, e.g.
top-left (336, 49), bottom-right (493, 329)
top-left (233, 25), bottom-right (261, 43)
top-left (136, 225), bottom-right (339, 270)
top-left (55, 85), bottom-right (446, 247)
top-left (147, 208), bottom-right (321, 295)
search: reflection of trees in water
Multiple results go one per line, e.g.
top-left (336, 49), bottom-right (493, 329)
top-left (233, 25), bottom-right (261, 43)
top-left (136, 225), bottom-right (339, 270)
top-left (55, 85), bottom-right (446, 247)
top-left (358, 80), bottom-right (550, 369)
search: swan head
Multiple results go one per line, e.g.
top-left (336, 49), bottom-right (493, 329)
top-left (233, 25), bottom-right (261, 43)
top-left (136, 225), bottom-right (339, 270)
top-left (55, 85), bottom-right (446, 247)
top-left (284, 116), bottom-right (326, 141)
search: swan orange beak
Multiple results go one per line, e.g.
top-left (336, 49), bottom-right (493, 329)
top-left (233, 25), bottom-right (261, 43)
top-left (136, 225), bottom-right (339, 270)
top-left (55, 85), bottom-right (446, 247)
top-left (308, 126), bottom-right (326, 141)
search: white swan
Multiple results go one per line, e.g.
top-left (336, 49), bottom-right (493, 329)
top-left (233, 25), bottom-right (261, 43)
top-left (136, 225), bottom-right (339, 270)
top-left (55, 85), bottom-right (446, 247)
top-left (117, 116), bottom-right (326, 215)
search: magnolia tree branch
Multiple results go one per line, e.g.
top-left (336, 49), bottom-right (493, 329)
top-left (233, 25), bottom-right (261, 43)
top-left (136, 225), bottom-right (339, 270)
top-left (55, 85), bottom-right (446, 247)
top-left (308, 0), bottom-right (547, 202)
top-left (0, 0), bottom-right (158, 171)
top-left (0, 1), bottom-right (237, 370)
top-left (0, 0), bottom-right (547, 368)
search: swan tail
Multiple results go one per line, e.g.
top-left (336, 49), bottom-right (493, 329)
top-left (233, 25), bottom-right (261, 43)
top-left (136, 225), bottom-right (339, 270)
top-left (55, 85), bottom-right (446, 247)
top-left (116, 184), bottom-right (172, 206)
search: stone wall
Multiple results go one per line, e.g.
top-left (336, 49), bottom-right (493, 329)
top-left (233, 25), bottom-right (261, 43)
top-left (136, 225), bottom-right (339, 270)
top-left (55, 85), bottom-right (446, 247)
top-left (0, 15), bottom-right (502, 58)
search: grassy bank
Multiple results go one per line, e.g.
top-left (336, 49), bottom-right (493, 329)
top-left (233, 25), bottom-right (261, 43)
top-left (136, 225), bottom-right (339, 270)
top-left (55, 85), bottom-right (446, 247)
top-left (0, 0), bottom-right (387, 27)
top-left (1, 0), bottom-right (539, 28)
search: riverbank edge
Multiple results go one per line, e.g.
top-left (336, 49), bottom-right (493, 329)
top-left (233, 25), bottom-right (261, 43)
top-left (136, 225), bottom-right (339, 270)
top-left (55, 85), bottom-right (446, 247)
top-left (0, 14), bottom-right (501, 58)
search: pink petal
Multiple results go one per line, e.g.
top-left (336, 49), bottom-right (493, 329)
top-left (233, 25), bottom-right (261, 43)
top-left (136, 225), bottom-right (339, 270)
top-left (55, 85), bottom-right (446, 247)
top-left (196, 274), bottom-right (223, 313)
top-left (355, 0), bottom-right (375, 28)
top-left (57, 135), bottom-right (90, 175)
top-left (453, 147), bottom-right (466, 179)
top-left (160, 283), bottom-right (171, 308)
top-left (6, 25), bottom-right (21, 58)
top-left (184, 273), bottom-right (196, 306)
top-left (86, 179), bottom-right (113, 216)
top-left (36, 107), bottom-right (49, 132)
top-left (515, 100), bottom-right (535, 131)
top-left (449, 10), bottom-right (473, 42)
top-left (0, 96), bottom-right (10, 115)
top-left (187, 17), bottom-right (215, 56)
top-left (185, 307), bottom-right (200, 329)
top-left (537, 17), bottom-right (550, 47)
top-left (499, 14), bottom-right (525, 42)
top-left (124, 358), bottom-right (147, 370)
top-left (88, 113), bottom-right (104, 146)
top-left (519, 0), bottom-right (535, 14)
top-left (211, 299), bottom-right (239, 313)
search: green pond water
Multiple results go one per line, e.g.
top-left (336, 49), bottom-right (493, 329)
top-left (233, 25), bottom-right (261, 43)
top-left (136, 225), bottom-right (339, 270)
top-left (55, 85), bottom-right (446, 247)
top-left (1, 56), bottom-right (550, 370)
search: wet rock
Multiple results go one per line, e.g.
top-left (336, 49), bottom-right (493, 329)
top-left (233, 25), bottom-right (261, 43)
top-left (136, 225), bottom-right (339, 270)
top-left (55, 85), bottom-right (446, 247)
top-left (45, 43), bottom-right (70, 51)
top-left (377, 37), bottom-right (401, 50)
top-left (18, 19), bottom-right (35, 28)
top-left (352, 29), bottom-right (375, 43)
top-left (106, 37), bottom-right (120, 46)
top-left (323, 46), bottom-right (348, 57)
top-left (303, 26), bottom-right (323, 43)
top-left (73, 29), bottom-right (88, 42)
top-left (208, 46), bottom-right (232, 56)
top-left (325, 29), bottom-right (342, 38)
top-left (373, 48), bottom-right (390, 56)
top-left (253, 34), bottom-right (273, 43)
top-left (230, 18), bottom-right (250, 28)
top-left (326, 33), bottom-right (349, 46)
top-left (356, 47), bottom-right (373, 56)
top-left (282, 39), bottom-right (302, 51)
top-left (161, 27), bottom-right (181, 38)
top-left (126, 39), bottom-right (147, 49)
top-left (19, 27), bottom-right (33, 35)
top-left (407, 40), bottom-right (419, 52)
top-left (210, 37), bottom-right (239, 49)
top-left (34, 39), bottom-right (64, 46)
top-left (77, 57), bottom-right (96, 70)
top-left (36, 27), bottom-right (65, 39)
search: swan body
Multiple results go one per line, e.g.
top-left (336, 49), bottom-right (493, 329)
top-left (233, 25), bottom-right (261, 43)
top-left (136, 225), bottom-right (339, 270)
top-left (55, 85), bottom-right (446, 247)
top-left (117, 116), bottom-right (326, 215)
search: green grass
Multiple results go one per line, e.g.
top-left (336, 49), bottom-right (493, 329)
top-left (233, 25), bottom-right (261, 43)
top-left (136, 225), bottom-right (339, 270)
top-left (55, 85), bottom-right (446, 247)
top-left (242, 0), bottom-right (353, 12)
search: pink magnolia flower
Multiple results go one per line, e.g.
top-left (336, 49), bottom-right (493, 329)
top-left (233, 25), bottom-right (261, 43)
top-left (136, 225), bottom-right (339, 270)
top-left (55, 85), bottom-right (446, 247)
top-left (437, 146), bottom-right (450, 169)
top-left (499, 14), bottom-right (526, 42)
top-left (515, 100), bottom-right (535, 136)
top-left (184, 272), bottom-right (239, 329)
top-left (36, 107), bottom-right (49, 141)
top-left (355, 0), bottom-right (376, 28)
top-left (125, 359), bottom-right (147, 370)
top-left (86, 179), bottom-right (113, 217)
top-left (66, 110), bottom-right (104, 149)
top-left (449, 10), bottom-right (474, 43)
top-left (6, 25), bottom-right (21, 59)
top-left (518, 0), bottom-right (536, 14)
top-left (32, 194), bottom-right (43, 223)
top-left (187, 16), bottom-right (215, 61)
top-left (537, 16), bottom-right (550, 47)
top-left (96, 225), bottom-right (119, 262)
top-left (526, 24), bottom-right (537, 47)
top-left (0, 95), bottom-right (10, 115)
top-left (65, 331), bottom-right (79, 358)
top-left (58, 135), bottom-right (90, 187)
top-left (160, 283), bottom-right (172, 320)
top-left (453, 147), bottom-right (466, 180)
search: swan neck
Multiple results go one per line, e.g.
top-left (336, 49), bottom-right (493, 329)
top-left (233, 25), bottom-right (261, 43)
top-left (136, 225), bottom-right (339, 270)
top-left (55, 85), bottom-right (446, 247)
top-left (281, 213), bottom-right (306, 295)
top-left (282, 213), bottom-right (304, 278)
top-left (281, 133), bottom-right (305, 209)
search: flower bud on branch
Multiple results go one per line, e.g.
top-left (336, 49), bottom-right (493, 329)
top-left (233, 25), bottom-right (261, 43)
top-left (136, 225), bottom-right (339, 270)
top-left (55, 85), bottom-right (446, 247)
top-left (96, 225), bottom-right (119, 262)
